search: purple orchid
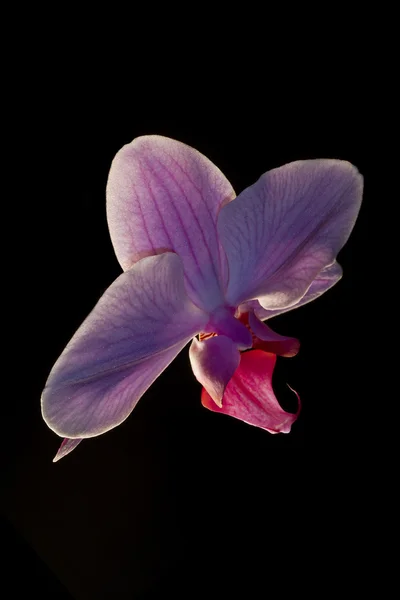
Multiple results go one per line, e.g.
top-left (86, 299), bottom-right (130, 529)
top-left (41, 135), bottom-right (363, 461)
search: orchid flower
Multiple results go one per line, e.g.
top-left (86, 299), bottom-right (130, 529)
top-left (41, 136), bottom-right (363, 461)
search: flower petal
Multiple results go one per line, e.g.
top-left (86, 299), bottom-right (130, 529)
top-left (248, 312), bottom-right (300, 357)
top-left (241, 261), bottom-right (343, 320)
top-left (189, 335), bottom-right (240, 407)
top-left (218, 160), bottom-right (363, 309)
top-left (41, 253), bottom-right (207, 438)
top-left (106, 135), bottom-right (236, 311)
top-left (53, 438), bottom-right (82, 462)
top-left (201, 350), bottom-right (300, 433)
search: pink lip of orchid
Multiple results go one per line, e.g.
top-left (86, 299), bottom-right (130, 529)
top-left (41, 135), bottom-right (363, 461)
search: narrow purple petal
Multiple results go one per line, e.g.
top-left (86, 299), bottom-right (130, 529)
top-left (189, 335), bottom-right (240, 407)
top-left (106, 135), bottom-right (236, 311)
top-left (41, 253), bottom-right (207, 439)
top-left (53, 438), bottom-right (82, 462)
top-left (240, 261), bottom-right (343, 320)
top-left (218, 160), bottom-right (363, 310)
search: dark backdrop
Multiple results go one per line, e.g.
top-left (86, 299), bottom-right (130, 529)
top-left (3, 77), bottom-right (372, 598)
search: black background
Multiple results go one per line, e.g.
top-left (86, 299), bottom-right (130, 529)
top-left (3, 60), bottom-right (374, 598)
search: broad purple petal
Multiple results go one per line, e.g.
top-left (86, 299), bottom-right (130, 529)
top-left (218, 160), bottom-right (363, 310)
top-left (189, 335), bottom-right (240, 407)
top-left (248, 312), bottom-right (300, 357)
top-left (201, 350), bottom-right (300, 433)
top-left (41, 253), bottom-right (207, 439)
top-left (53, 438), bottom-right (82, 462)
top-left (106, 135), bottom-right (236, 312)
top-left (241, 261), bottom-right (343, 320)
